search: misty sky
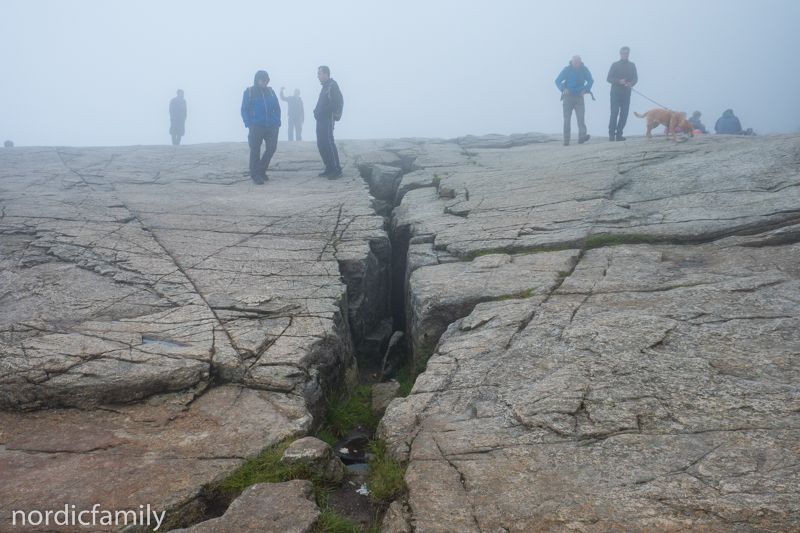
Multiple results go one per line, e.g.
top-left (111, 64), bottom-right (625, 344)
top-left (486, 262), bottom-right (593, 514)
top-left (2, 0), bottom-right (799, 147)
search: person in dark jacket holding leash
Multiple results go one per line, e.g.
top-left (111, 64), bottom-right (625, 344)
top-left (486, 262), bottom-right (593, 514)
top-left (314, 66), bottom-right (344, 180)
top-left (280, 87), bottom-right (304, 141)
top-left (169, 89), bottom-right (186, 145)
top-left (555, 55), bottom-right (594, 146)
top-left (241, 70), bottom-right (281, 184)
top-left (607, 46), bottom-right (638, 141)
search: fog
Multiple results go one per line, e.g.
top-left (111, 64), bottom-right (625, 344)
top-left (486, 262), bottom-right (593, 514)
top-left (2, 0), bottom-right (799, 147)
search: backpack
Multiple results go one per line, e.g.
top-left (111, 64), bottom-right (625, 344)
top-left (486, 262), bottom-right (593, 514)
top-left (326, 82), bottom-right (344, 122)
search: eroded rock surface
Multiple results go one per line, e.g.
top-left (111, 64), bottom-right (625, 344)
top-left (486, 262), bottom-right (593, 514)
top-left (377, 133), bottom-right (800, 532)
top-left (0, 142), bottom-right (387, 531)
top-left (3, 132), bottom-right (800, 532)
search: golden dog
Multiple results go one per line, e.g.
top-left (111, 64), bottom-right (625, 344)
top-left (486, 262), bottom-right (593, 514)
top-left (634, 109), bottom-right (694, 142)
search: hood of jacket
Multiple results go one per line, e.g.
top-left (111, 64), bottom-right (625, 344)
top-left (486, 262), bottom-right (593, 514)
top-left (253, 70), bottom-right (270, 85)
top-left (723, 109), bottom-right (734, 117)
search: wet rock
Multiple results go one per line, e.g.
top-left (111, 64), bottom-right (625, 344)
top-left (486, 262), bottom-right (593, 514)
top-left (0, 385), bottom-right (311, 532)
top-left (166, 480), bottom-right (319, 533)
top-left (358, 317), bottom-right (394, 362)
top-left (379, 331), bottom-right (406, 380)
top-left (371, 381), bottom-right (402, 419)
top-left (281, 437), bottom-right (345, 485)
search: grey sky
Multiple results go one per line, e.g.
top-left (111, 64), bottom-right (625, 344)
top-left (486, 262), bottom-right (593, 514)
top-left (2, 0), bottom-right (799, 146)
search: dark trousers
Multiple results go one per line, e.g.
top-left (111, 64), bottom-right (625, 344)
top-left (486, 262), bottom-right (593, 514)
top-left (609, 92), bottom-right (631, 137)
top-left (248, 125), bottom-right (279, 177)
top-left (562, 94), bottom-right (586, 141)
top-left (316, 116), bottom-right (340, 171)
top-left (288, 118), bottom-right (302, 141)
top-left (171, 135), bottom-right (181, 145)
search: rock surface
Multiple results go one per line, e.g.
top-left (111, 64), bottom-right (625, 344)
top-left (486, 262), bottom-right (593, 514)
top-left (378, 133), bottom-right (800, 532)
top-left (2, 132), bottom-right (800, 532)
top-left (165, 480), bottom-right (319, 533)
top-left (281, 436), bottom-right (346, 485)
top-left (371, 381), bottom-right (402, 418)
top-left (380, 500), bottom-right (413, 533)
top-left (0, 142), bottom-right (387, 531)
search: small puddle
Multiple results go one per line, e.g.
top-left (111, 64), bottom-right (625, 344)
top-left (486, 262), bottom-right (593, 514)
top-left (142, 337), bottom-right (186, 348)
top-left (334, 432), bottom-right (375, 471)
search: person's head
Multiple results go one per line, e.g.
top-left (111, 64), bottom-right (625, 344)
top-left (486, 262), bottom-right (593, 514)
top-left (177, 89), bottom-right (184, 98)
top-left (254, 70), bottom-right (270, 87)
top-left (620, 46), bottom-right (630, 60)
top-left (318, 66), bottom-right (330, 83)
top-left (693, 111), bottom-right (701, 118)
top-left (293, 89), bottom-right (300, 97)
top-left (571, 55), bottom-right (581, 68)
top-left (3, 140), bottom-right (13, 148)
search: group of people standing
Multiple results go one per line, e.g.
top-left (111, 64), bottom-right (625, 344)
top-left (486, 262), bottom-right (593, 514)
top-left (240, 66), bottom-right (343, 184)
top-left (556, 46), bottom-right (638, 146)
top-left (167, 66), bottom-right (343, 185)
top-left (556, 46), bottom-right (753, 145)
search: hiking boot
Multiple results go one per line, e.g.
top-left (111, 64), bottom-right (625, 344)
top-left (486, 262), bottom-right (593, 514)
top-left (318, 168), bottom-right (333, 177)
top-left (327, 169), bottom-right (343, 180)
top-left (609, 136), bottom-right (615, 141)
top-left (563, 140), bottom-right (570, 146)
top-left (616, 135), bottom-right (626, 141)
top-left (251, 175), bottom-right (264, 185)
top-left (578, 134), bottom-right (590, 144)
top-left (261, 174), bottom-right (269, 181)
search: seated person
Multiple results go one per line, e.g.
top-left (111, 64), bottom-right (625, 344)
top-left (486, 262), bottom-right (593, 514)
top-left (688, 111), bottom-right (707, 133)
top-left (715, 109), bottom-right (743, 134)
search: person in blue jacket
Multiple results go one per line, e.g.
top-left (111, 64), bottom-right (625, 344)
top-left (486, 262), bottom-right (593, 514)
top-left (241, 70), bottom-right (281, 184)
top-left (714, 109), bottom-right (743, 135)
top-left (555, 55), bottom-right (594, 146)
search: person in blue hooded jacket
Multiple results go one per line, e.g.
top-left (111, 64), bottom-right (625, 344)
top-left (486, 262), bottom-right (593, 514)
top-left (241, 70), bottom-right (281, 184)
top-left (714, 109), bottom-right (743, 135)
top-left (555, 55), bottom-right (594, 146)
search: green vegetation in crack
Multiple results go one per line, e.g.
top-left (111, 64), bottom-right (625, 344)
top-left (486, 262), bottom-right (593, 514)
top-left (493, 287), bottom-right (537, 301)
top-left (322, 385), bottom-right (380, 437)
top-left (208, 439), bottom-right (333, 503)
top-left (461, 244), bottom-right (575, 262)
top-left (366, 440), bottom-right (408, 505)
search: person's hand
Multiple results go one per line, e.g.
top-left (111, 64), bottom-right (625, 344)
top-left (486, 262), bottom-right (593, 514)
top-left (619, 79), bottom-right (626, 85)
top-left (579, 89), bottom-right (586, 96)
top-left (624, 82), bottom-right (632, 88)
top-left (563, 89), bottom-right (570, 95)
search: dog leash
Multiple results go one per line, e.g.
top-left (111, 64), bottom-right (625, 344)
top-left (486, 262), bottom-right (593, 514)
top-left (631, 88), bottom-right (669, 110)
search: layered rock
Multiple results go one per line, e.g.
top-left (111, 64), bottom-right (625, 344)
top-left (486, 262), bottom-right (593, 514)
top-left (0, 142), bottom-right (389, 531)
top-left (380, 133), bottom-right (800, 532)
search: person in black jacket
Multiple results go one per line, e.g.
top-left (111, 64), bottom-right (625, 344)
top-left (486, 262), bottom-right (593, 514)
top-left (607, 47), bottom-right (638, 141)
top-left (280, 88), bottom-right (304, 141)
top-left (314, 66), bottom-right (344, 180)
top-left (169, 89), bottom-right (187, 145)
